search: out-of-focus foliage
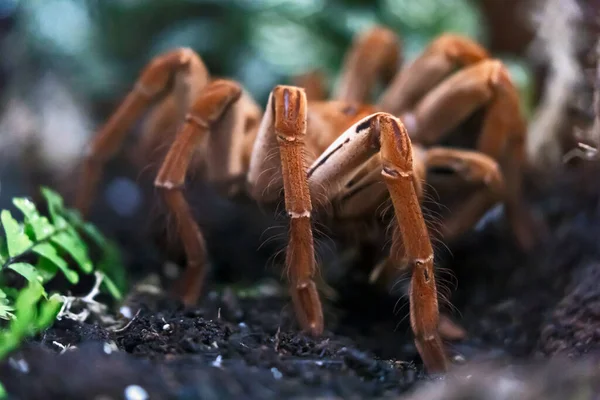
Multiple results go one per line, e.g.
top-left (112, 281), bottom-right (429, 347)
top-left (0, 0), bottom-right (536, 194)
top-left (16, 0), bottom-right (490, 104)
top-left (0, 187), bottom-right (126, 373)
top-left (0, 188), bottom-right (126, 397)
top-left (0, 281), bottom-right (63, 360)
top-left (0, 188), bottom-right (125, 325)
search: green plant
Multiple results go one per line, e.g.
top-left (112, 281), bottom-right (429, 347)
top-left (0, 187), bottom-right (126, 359)
top-left (0, 281), bottom-right (62, 359)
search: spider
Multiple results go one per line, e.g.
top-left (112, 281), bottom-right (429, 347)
top-left (73, 25), bottom-right (536, 373)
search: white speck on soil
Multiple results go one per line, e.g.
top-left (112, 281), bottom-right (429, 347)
top-left (120, 306), bottom-right (133, 319)
top-left (103, 341), bottom-right (118, 354)
top-left (8, 358), bottom-right (29, 373)
top-left (452, 354), bottom-right (466, 364)
top-left (162, 323), bottom-right (171, 331)
top-left (211, 355), bottom-right (223, 368)
top-left (495, 376), bottom-right (525, 397)
top-left (124, 384), bottom-right (149, 400)
top-left (270, 367), bottom-right (283, 380)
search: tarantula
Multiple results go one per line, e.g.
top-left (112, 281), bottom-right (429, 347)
top-left (74, 25), bottom-right (536, 373)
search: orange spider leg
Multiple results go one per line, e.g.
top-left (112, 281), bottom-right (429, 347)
top-left (307, 113), bottom-right (446, 373)
top-left (331, 156), bottom-right (390, 218)
top-left (403, 59), bottom-right (535, 250)
top-left (423, 147), bottom-right (505, 241)
top-left (247, 86), bottom-right (324, 336)
top-left (475, 85), bottom-right (536, 250)
top-left (154, 79), bottom-right (243, 305)
top-left (328, 145), bottom-right (427, 220)
top-left (333, 26), bottom-right (401, 104)
top-left (75, 48), bottom-right (210, 215)
top-left (381, 118), bottom-right (446, 373)
top-left (332, 147), bottom-right (480, 343)
top-left (293, 70), bottom-right (328, 101)
top-left (378, 34), bottom-right (489, 116)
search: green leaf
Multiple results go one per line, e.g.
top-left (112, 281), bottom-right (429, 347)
top-left (0, 239), bottom-right (7, 264)
top-left (0, 380), bottom-right (6, 399)
top-left (0, 283), bottom-right (47, 359)
top-left (63, 209), bottom-right (83, 226)
top-left (81, 222), bottom-right (108, 249)
top-left (101, 273), bottom-right (122, 300)
top-left (1, 287), bottom-right (19, 301)
top-left (0, 328), bottom-right (19, 358)
top-left (0, 187), bottom-right (126, 363)
top-left (7, 263), bottom-right (42, 284)
top-left (0, 333), bottom-right (19, 360)
top-left (41, 187), bottom-right (68, 229)
top-left (64, 210), bottom-right (110, 251)
top-left (66, 209), bottom-right (127, 297)
top-left (1, 210), bottom-right (33, 257)
top-left (0, 305), bottom-right (13, 321)
top-left (98, 241), bottom-right (127, 296)
top-left (34, 256), bottom-right (59, 283)
top-left (32, 243), bottom-right (79, 284)
top-left (13, 198), bottom-right (56, 240)
top-left (63, 197), bottom-right (128, 298)
top-left (12, 282), bottom-right (44, 338)
top-left (35, 294), bottom-right (63, 330)
top-left (0, 289), bottom-right (14, 320)
top-left (50, 230), bottom-right (93, 274)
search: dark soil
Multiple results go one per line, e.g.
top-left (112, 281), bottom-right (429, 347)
top-left (3, 161), bottom-right (600, 399)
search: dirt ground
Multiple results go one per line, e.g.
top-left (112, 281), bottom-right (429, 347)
top-left (2, 160), bottom-right (600, 399)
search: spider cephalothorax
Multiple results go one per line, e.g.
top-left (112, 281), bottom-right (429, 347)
top-left (74, 25), bottom-right (536, 373)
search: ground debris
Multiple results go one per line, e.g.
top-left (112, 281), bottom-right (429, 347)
top-left (4, 164), bottom-right (600, 398)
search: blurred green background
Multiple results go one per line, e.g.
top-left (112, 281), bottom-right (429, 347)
top-left (0, 0), bottom-right (555, 284)
top-left (0, 0), bottom-right (542, 214)
top-left (6, 0), bottom-right (533, 106)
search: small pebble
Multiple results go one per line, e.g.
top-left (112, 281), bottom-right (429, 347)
top-left (211, 341), bottom-right (219, 348)
top-left (238, 322), bottom-right (247, 328)
top-left (452, 353), bottom-right (467, 364)
top-left (211, 355), bottom-right (223, 368)
top-left (162, 324), bottom-right (171, 331)
top-left (495, 376), bottom-right (524, 396)
top-left (125, 385), bottom-right (148, 400)
top-left (119, 306), bottom-right (133, 319)
top-left (8, 358), bottom-right (29, 373)
top-left (270, 367), bottom-right (283, 379)
top-left (106, 341), bottom-right (118, 354)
